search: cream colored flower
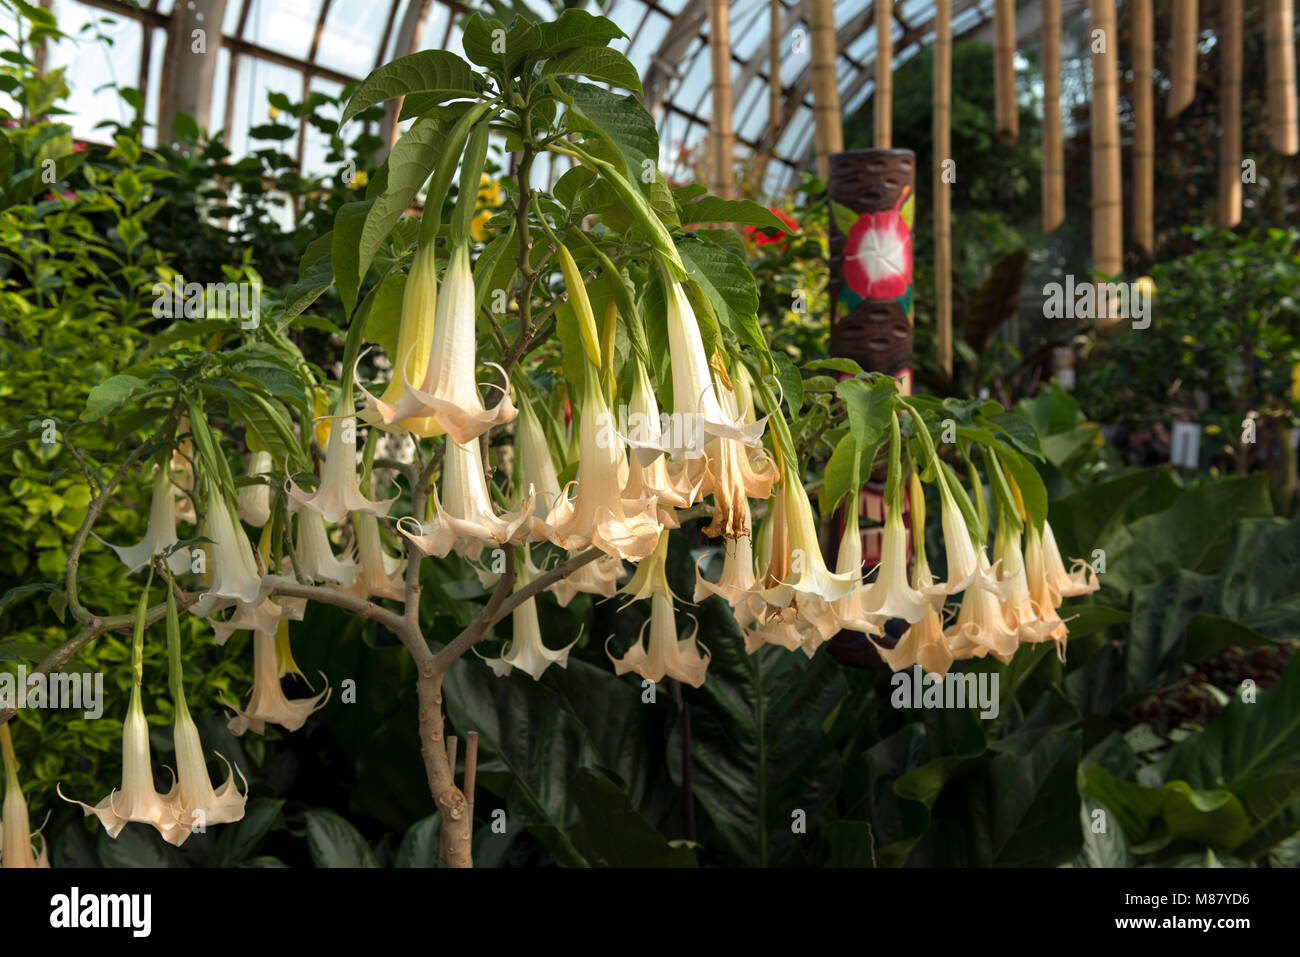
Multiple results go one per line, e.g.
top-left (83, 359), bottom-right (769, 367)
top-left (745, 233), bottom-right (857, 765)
top-left (544, 368), bottom-right (661, 562)
top-left (347, 511), bottom-right (406, 601)
top-left (357, 241), bottom-right (444, 438)
top-left (861, 500), bottom-right (931, 624)
top-left (923, 471), bottom-right (1010, 600)
top-left (943, 549), bottom-right (1021, 661)
top-left (204, 481), bottom-right (269, 606)
top-left (108, 464), bottom-right (191, 575)
top-left (515, 398), bottom-right (564, 537)
top-left (550, 552), bottom-right (625, 606)
top-left (483, 551), bottom-right (579, 680)
top-left (662, 281), bottom-right (765, 455)
top-left (59, 686), bottom-right (189, 846)
top-left (288, 404), bottom-right (394, 524)
top-left (399, 435), bottom-right (533, 561)
top-left (607, 532), bottom-right (709, 686)
top-left (295, 509), bottom-right (360, 587)
top-left (1, 725), bottom-right (48, 868)
top-left (396, 243), bottom-right (516, 444)
top-left (237, 451), bottom-right (274, 526)
top-left (225, 623), bottom-right (330, 736)
top-left (1041, 520), bottom-right (1101, 598)
top-left (167, 703), bottom-right (246, 829)
top-left (1024, 522), bottom-right (1070, 657)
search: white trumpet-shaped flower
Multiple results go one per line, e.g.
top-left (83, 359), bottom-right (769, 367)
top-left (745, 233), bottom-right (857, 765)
top-left (204, 482), bottom-right (269, 606)
top-left (924, 473), bottom-right (1011, 600)
top-left (694, 530), bottom-right (764, 631)
top-left (662, 281), bottom-right (766, 456)
top-left (607, 532), bottom-right (710, 686)
top-left (623, 359), bottom-right (699, 513)
top-left (550, 552), bottom-right (625, 606)
top-left (225, 623), bottom-right (330, 736)
top-left (861, 499), bottom-right (930, 624)
top-left (516, 398), bottom-right (564, 537)
top-left (1, 725), bottom-right (48, 868)
top-left (393, 243), bottom-right (516, 444)
top-left (237, 451), bottom-right (274, 527)
top-left (1041, 520), bottom-right (1101, 599)
top-left (1024, 523), bottom-right (1070, 657)
top-left (108, 465), bottom-right (191, 575)
top-left (347, 511), bottom-right (406, 601)
top-left (700, 376), bottom-right (776, 538)
top-left (59, 686), bottom-right (189, 846)
top-left (757, 472), bottom-right (860, 612)
top-left (210, 596), bottom-right (289, 646)
top-left (288, 405), bottom-right (394, 524)
top-left (167, 704), bottom-right (246, 829)
top-left (295, 509), bottom-right (360, 587)
top-left (483, 551), bottom-right (579, 680)
top-left (400, 435), bottom-right (534, 561)
top-left (830, 503), bottom-right (886, 635)
top-left (995, 522), bottom-right (1058, 643)
top-left (545, 368), bottom-right (661, 562)
top-left (357, 240), bottom-right (444, 438)
top-left (944, 548), bottom-right (1022, 662)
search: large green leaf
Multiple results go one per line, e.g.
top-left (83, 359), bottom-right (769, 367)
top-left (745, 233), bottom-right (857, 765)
top-left (541, 47), bottom-right (641, 92)
top-left (664, 597), bottom-right (846, 866)
top-left (332, 199), bottom-right (375, 315)
top-left (341, 51), bottom-right (479, 125)
top-left (675, 233), bottom-right (765, 360)
top-left (305, 809), bottom-right (380, 867)
top-left (568, 769), bottom-right (696, 867)
top-left (557, 78), bottom-right (659, 193)
top-left (355, 116), bottom-right (444, 281)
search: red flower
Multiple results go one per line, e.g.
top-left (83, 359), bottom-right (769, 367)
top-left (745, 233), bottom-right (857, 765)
top-left (744, 207), bottom-right (799, 248)
top-left (843, 207), bottom-right (911, 299)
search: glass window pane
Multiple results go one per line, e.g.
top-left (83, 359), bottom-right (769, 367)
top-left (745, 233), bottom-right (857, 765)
top-left (317, 0), bottom-right (394, 78)
top-left (144, 26), bottom-right (166, 147)
top-left (240, 0), bottom-right (323, 60)
top-left (47, 1), bottom-right (142, 142)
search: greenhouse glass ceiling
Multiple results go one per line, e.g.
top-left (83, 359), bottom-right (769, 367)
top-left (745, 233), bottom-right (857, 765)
top-left (9, 0), bottom-right (1086, 194)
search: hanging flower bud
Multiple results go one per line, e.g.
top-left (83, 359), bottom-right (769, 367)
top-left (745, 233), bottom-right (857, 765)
top-left (347, 511), bottom-right (406, 601)
top-left (1, 724), bottom-right (48, 868)
top-left (1040, 520), bottom-right (1101, 598)
top-left (203, 480), bottom-right (269, 606)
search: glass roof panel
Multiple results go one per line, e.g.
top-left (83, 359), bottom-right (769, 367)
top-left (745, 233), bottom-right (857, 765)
top-left (240, 0), bottom-right (324, 61)
top-left (317, 0), bottom-right (395, 79)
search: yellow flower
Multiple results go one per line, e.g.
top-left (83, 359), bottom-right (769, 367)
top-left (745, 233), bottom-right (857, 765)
top-left (1182, 335), bottom-right (1197, 346)
top-left (1135, 275), bottom-right (1156, 297)
top-left (1205, 424), bottom-right (1221, 435)
top-left (268, 106), bottom-right (281, 120)
top-left (348, 170), bottom-right (369, 190)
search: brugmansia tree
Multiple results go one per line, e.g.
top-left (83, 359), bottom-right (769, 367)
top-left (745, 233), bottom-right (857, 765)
top-left (1, 9), bottom-right (1100, 869)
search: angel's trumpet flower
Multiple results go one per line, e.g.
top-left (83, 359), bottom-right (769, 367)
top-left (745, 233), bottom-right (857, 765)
top-left (225, 622), bottom-right (330, 736)
top-left (623, 359), bottom-right (698, 514)
top-left (550, 552), bottom-right (625, 606)
top-left (607, 532), bottom-right (710, 686)
top-left (663, 281), bottom-right (765, 456)
top-left (830, 496), bottom-right (886, 635)
top-left (1, 724), bottom-right (48, 868)
top-left (545, 367), bottom-right (661, 562)
top-left (924, 468), bottom-right (1010, 600)
top-left (288, 404), bottom-right (394, 524)
top-left (944, 550), bottom-right (1022, 662)
top-left (400, 435), bottom-right (533, 561)
top-left (237, 451), bottom-right (274, 527)
top-left (358, 241), bottom-right (443, 437)
top-left (694, 527), bottom-right (764, 631)
top-left (484, 550), bottom-right (579, 680)
top-left (860, 496), bottom-right (930, 624)
top-left (1024, 523), bottom-right (1069, 657)
top-left (757, 470), bottom-right (860, 617)
top-left (163, 586), bottom-right (246, 829)
top-left (210, 596), bottom-right (287, 646)
top-left (995, 520), bottom-right (1058, 644)
top-left (700, 375), bottom-right (776, 538)
top-left (347, 511), bottom-right (406, 601)
top-left (59, 687), bottom-right (189, 846)
top-left (108, 465), bottom-right (190, 575)
top-left (204, 482), bottom-right (268, 606)
top-left (516, 399), bottom-right (564, 535)
top-left (294, 509), bottom-right (359, 587)
top-left (396, 243), bottom-right (516, 444)
top-left (1041, 520), bottom-right (1101, 598)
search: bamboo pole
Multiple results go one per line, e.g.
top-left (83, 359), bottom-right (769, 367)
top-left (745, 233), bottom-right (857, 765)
top-left (1266, 0), bottom-right (1299, 154)
top-left (1133, 0), bottom-right (1155, 254)
top-left (935, 0), bottom-right (952, 378)
top-left (1042, 0), bottom-right (1064, 232)
top-left (875, 0), bottom-right (893, 148)
top-left (1090, 0), bottom-right (1123, 287)
top-left (810, 0), bottom-right (843, 177)
top-left (1217, 0), bottom-right (1242, 228)
top-left (1168, 0), bottom-right (1198, 116)
top-left (994, 0), bottom-right (1018, 143)
top-left (770, 0), bottom-right (783, 157)
top-left (709, 0), bottom-right (734, 199)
